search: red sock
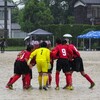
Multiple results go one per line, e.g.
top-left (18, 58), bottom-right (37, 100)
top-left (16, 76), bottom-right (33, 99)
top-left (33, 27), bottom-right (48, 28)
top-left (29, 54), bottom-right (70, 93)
top-left (48, 74), bottom-right (52, 85)
top-left (55, 72), bottom-right (60, 87)
top-left (22, 76), bottom-right (25, 88)
top-left (7, 77), bottom-right (13, 85)
top-left (24, 73), bottom-right (31, 88)
top-left (84, 74), bottom-right (94, 84)
top-left (66, 73), bottom-right (72, 86)
top-left (10, 75), bottom-right (21, 84)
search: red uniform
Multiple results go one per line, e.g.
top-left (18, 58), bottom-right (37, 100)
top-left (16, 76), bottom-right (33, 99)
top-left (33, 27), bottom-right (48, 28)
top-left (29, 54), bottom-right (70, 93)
top-left (6, 50), bottom-right (35, 89)
top-left (68, 44), bottom-right (84, 72)
top-left (52, 44), bottom-right (73, 59)
top-left (52, 43), bottom-right (73, 88)
top-left (68, 44), bottom-right (80, 58)
top-left (68, 44), bottom-right (95, 88)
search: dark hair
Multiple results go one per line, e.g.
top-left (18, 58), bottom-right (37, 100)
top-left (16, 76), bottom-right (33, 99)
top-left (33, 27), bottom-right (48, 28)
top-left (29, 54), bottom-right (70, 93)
top-left (62, 39), bottom-right (67, 44)
top-left (55, 38), bottom-right (61, 44)
top-left (40, 41), bottom-right (47, 47)
top-left (26, 45), bottom-right (34, 51)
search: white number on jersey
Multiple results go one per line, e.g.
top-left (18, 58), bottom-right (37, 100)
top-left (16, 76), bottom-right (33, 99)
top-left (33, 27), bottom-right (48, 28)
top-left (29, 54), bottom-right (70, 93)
top-left (62, 49), bottom-right (66, 56)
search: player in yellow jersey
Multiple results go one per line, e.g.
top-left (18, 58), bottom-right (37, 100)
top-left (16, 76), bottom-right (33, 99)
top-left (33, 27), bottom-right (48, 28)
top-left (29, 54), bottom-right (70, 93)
top-left (27, 41), bottom-right (50, 91)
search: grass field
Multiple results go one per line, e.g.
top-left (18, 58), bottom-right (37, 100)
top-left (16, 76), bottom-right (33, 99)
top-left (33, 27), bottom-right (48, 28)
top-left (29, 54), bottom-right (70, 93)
top-left (5, 46), bottom-right (26, 51)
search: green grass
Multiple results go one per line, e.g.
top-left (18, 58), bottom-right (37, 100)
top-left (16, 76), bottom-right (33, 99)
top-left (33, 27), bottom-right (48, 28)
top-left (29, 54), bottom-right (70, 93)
top-left (5, 46), bottom-right (26, 51)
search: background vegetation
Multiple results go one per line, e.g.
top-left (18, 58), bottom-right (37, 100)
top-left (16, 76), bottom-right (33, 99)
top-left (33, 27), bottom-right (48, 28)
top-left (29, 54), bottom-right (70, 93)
top-left (1, 0), bottom-right (99, 50)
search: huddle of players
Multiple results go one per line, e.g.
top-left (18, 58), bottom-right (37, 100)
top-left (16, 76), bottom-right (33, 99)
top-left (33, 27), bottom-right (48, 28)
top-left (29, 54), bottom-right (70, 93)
top-left (6, 38), bottom-right (95, 91)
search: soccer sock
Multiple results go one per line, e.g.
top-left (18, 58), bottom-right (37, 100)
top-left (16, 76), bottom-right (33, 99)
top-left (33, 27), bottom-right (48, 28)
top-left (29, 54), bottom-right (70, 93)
top-left (55, 72), bottom-right (60, 87)
top-left (84, 74), bottom-right (94, 84)
top-left (10, 74), bottom-right (21, 84)
top-left (24, 73), bottom-right (31, 88)
top-left (43, 75), bottom-right (48, 86)
top-left (48, 74), bottom-right (52, 85)
top-left (66, 73), bottom-right (72, 86)
top-left (22, 76), bottom-right (25, 88)
top-left (38, 75), bottom-right (42, 87)
top-left (7, 77), bottom-right (13, 85)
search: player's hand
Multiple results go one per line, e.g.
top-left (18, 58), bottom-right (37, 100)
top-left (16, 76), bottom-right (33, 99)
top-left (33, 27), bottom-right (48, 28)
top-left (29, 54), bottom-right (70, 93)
top-left (27, 58), bottom-right (31, 65)
top-left (28, 64), bottom-right (33, 69)
top-left (48, 63), bottom-right (51, 69)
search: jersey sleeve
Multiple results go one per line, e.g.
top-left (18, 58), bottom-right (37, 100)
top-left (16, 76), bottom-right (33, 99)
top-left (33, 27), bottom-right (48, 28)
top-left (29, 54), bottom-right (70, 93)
top-left (29, 49), bottom-right (37, 60)
top-left (46, 49), bottom-right (50, 63)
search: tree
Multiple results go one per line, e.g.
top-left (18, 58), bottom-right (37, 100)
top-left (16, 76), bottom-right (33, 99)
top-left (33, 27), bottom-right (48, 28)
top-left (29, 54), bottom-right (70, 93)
top-left (49, 0), bottom-right (69, 24)
top-left (19, 0), bottom-right (54, 32)
top-left (11, 7), bottom-right (19, 23)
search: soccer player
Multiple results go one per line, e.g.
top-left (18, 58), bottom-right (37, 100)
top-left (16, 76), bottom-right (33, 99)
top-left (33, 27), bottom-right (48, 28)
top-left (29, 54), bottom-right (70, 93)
top-left (46, 51), bottom-right (54, 88)
top-left (27, 41), bottom-right (50, 91)
top-left (63, 39), bottom-right (95, 89)
top-left (6, 45), bottom-right (35, 90)
top-left (52, 38), bottom-right (73, 90)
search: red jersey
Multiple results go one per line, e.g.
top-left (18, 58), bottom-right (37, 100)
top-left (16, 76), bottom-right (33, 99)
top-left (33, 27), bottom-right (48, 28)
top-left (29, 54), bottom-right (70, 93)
top-left (68, 44), bottom-right (80, 58)
top-left (52, 44), bottom-right (73, 59)
top-left (16, 50), bottom-right (30, 62)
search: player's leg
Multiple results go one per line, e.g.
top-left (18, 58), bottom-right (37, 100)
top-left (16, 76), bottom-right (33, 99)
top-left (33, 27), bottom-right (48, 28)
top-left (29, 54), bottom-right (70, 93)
top-left (79, 57), bottom-right (95, 89)
top-left (6, 74), bottom-right (21, 89)
top-left (36, 61), bottom-right (43, 90)
top-left (81, 71), bottom-right (95, 89)
top-left (42, 62), bottom-right (48, 91)
top-left (23, 73), bottom-right (31, 89)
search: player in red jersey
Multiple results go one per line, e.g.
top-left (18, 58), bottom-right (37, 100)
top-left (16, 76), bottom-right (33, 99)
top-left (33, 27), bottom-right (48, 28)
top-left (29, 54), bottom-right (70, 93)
top-left (63, 40), bottom-right (95, 89)
top-left (52, 38), bottom-right (73, 90)
top-left (6, 45), bottom-right (35, 90)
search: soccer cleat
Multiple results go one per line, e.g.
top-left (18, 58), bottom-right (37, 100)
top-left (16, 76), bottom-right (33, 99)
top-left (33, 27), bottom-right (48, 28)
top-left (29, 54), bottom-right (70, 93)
top-left (55, 86), bottom-right (59, 90)
top-left (63, 85), bottom-right (67, 89)
top-left (24, 85), bottom-right (33, 90)
top-left (66, 86), bottom-right (74, 90)
top-left (43, 86), bottom-right (48, 91)
top-left (89, 83), bottom-right (95, 89)
top-left (6, 84), bottom-right (13, 90)
top-left (39, 86), bottom-right (42, 90)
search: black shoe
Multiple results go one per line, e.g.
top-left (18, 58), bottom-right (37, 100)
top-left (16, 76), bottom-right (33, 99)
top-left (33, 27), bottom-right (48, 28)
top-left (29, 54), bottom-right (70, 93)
top-left (89, 83), bottom-right (95, 89)
top-left (43, 86), bottom-right (48, 91)
top-left (63, 85), bottom-right (67, 89)
top-left (6, 84), bottom-right (13, 90)
top-left (39, 86), bottom-right (42, 90)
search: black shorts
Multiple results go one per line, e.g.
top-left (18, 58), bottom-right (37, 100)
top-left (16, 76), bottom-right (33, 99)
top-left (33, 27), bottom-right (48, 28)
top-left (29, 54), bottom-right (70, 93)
top-left (56, 58), bottom-right (70, 73)
top-left (69, 57), bottom-right (84, 72)
top-left (14, 60), bottom-right (31, 74)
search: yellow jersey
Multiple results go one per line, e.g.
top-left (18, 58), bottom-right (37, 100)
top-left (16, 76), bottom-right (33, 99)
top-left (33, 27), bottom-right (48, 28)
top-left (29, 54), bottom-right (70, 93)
top-left (30, 47), bottom-right (50, 63)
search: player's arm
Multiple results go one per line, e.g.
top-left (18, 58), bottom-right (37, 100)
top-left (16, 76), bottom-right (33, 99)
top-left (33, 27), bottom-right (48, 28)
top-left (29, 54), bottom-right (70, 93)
top-left (51, 47), bottom-right (59, 59)
top-left (27, 50), bottom-right (37, 66)
top-left (67, 47), bottom-right (73, 61)
top-left (73, 46), bottom-right (80, 57)
top-left (46, 49), bottom-right (50, 63)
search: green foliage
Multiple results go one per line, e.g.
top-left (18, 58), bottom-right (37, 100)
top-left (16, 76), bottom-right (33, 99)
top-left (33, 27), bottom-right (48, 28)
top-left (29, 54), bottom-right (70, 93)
top-left (7, 38), bottom-right (25, 46)
top-left (39, 24), bottom-right (100, 46)
top-left (5, 46), bottom-right (26, 51)
top-left (67, 16), bottom-right (75, 24)
top-left (82, 28), bottom-right (96, 34)
top-left (50, 0), bottom-right (69, 24)
top-left (11, 7), bottom-right (19, 23)
top-left (19, 0), bottom-right (54, 32)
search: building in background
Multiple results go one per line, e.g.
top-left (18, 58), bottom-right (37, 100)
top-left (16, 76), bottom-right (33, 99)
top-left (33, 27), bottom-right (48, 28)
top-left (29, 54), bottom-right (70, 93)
top-left (71, 0), bottom-right (100, 25)
top-left (0, 0), bottom-right (27, 38)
